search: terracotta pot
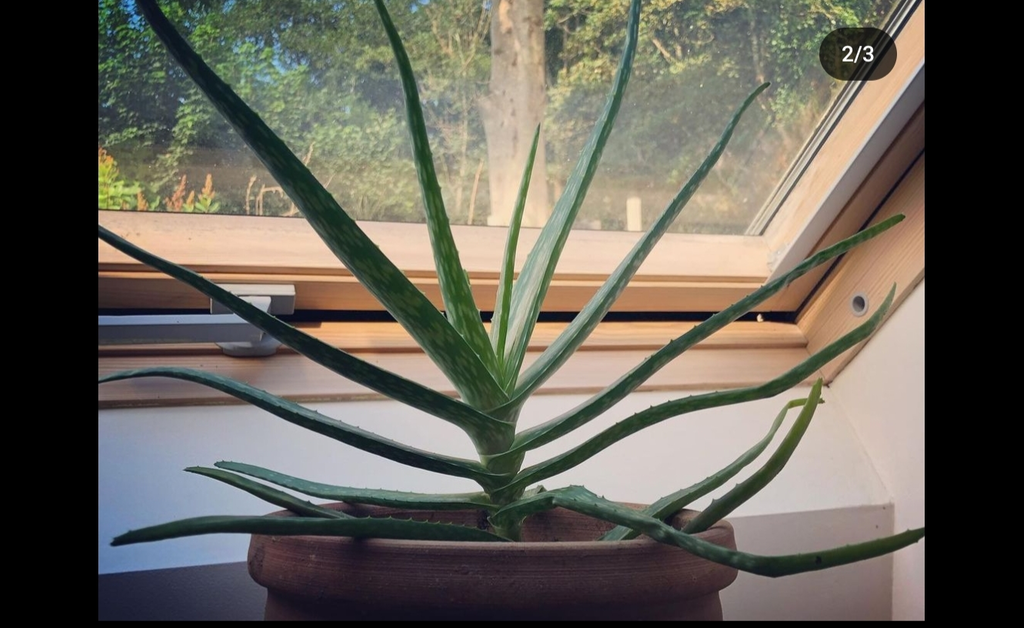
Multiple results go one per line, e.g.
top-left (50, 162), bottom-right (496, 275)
top-left (248, 503), bottom-right (738, 621)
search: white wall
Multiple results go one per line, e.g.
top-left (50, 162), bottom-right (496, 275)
top-left (99, 388), bottom-right (893, 574)
top-left (831, 279), bottom-right (925, 620)
top-left (98, 289), bottom-right (924, 619)
top-left (723, 507), bottom-right (894, 621)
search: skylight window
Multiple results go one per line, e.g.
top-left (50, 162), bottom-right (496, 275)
top-left (98, 0), bottom-right (912, 236)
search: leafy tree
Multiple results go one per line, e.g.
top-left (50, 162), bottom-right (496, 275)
top-left (543, 0), bottom-right (897, 233)
top-left (99, 0), bottom-right (900, 233)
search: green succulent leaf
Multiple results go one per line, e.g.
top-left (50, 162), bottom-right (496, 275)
top-left (499, 0), bottom-right (642, 391)
top-left (492, 285), bottom-right (896, 497)
top-left (112, 514), bottom-right (510, 546)
top-left (491, 486), bottom-right (924, 578)
top-left (492, 124), bottom-right (542, 376)
top-left (601, 396), bottom-right (815, 541)
top-left (132, 0), bottom-right (507, 411)
top-left (105, 0), bottom-right (922, 574)
top-left (371, 0), bottom-right (496, 375)
top-left (97, 226), bottom-right (512, 453)
top-left (684, 379), bottom-right (823, 533)
top-left (99, 367), bottom-right (506, 486)
top-left (510, 82), bottom-right (770, 402)
top-left (493, 216), bottom-right (904, 450)
top-left (185, 466), bottom-right (351, 520)
top-left (215, 461), bottom-right (499, 511)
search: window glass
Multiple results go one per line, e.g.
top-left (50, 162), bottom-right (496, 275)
top-left (98, 0), bottom-right (902, 234)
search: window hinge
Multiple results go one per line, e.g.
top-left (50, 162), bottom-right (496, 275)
top-left (98, 284), bottom-right (296, 357)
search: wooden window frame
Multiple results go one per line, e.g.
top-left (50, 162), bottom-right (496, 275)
top-left (97, 141), bottom-right (923, 408)
top-left (98, 4), bottom-right (924, 408)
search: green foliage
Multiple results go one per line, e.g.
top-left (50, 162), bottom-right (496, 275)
top-left (98, 0), bottom-right (481, 220)
top-left (98, 0), bottom-right (899, 232)
top-left (101, 0), bottom-right (922, 579)
top-left (190, 174), bottom-right (221, 213)
top-left (159, 172), bottom-right (221, 212)
top-left (600, 395), bottom-right (819, 541)
top-left (98, 147), bottom-right (143, 210)
top-left (544, 0), bottom-right (900, 232)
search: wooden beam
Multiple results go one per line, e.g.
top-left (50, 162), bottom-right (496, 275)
top-left (797, 154), bottom-right (924, 382)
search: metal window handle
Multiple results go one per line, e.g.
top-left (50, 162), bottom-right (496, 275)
top-left (98, 285), bottom-right (295, 357)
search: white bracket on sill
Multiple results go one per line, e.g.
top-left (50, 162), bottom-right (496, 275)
top-left (98, 284), bottom-right (296, 357)
top-left (209, 284), bottom-right (296, 316)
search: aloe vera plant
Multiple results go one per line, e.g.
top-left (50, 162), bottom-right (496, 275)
top-left (100, 0), bottom-right (924, 578)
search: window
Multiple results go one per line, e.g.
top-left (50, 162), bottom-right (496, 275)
top-left (98, 0), bottom-right (925, 407)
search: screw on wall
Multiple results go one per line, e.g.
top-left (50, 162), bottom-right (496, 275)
top-left (850, 292), bottom-right (869, 317)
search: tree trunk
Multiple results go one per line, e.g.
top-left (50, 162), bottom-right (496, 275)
top-left (480, 0), bottom-right (549, 227)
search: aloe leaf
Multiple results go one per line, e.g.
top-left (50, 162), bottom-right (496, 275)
top-left (215, 461), bottom-right (499, 511)
top-left (492, 215), bottom-right (904, 440)
top-left (684, 379), bottom-right (824, 533)
top-left (601, 396), bottom-right (814, 541)
top-left (512, 82), bottom-right (769, 401)
top-left (111, 514), bottom-right (509, 546)
top-left (493, 283), bottom-right (895, 467)
top-left (490, 486), bottom-right (923, 577)
top-left (371, 0), bottom-right (495, 374)
top-left (97, 226), bottom-right (511, 453)
top-left (499, 0), bottom-right (642, 390)
top-left (99, 367), bottom-right (507, 486)
top-left (133, 0), bottom-right (506, 411)
top-left (185, 466), bottom-right (350, 519)
top-left (491, 285), bottom-right (896, 496)
top-left (492, 125), bottom-right (542, 374)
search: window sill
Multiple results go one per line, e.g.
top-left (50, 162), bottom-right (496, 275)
top-left (98, 210), bottom-right (771, 313)
top-left (98, 321), bottom-right (812, 408)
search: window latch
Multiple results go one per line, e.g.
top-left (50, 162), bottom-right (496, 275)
top-left (98, 284), bottom-right (296, 357)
